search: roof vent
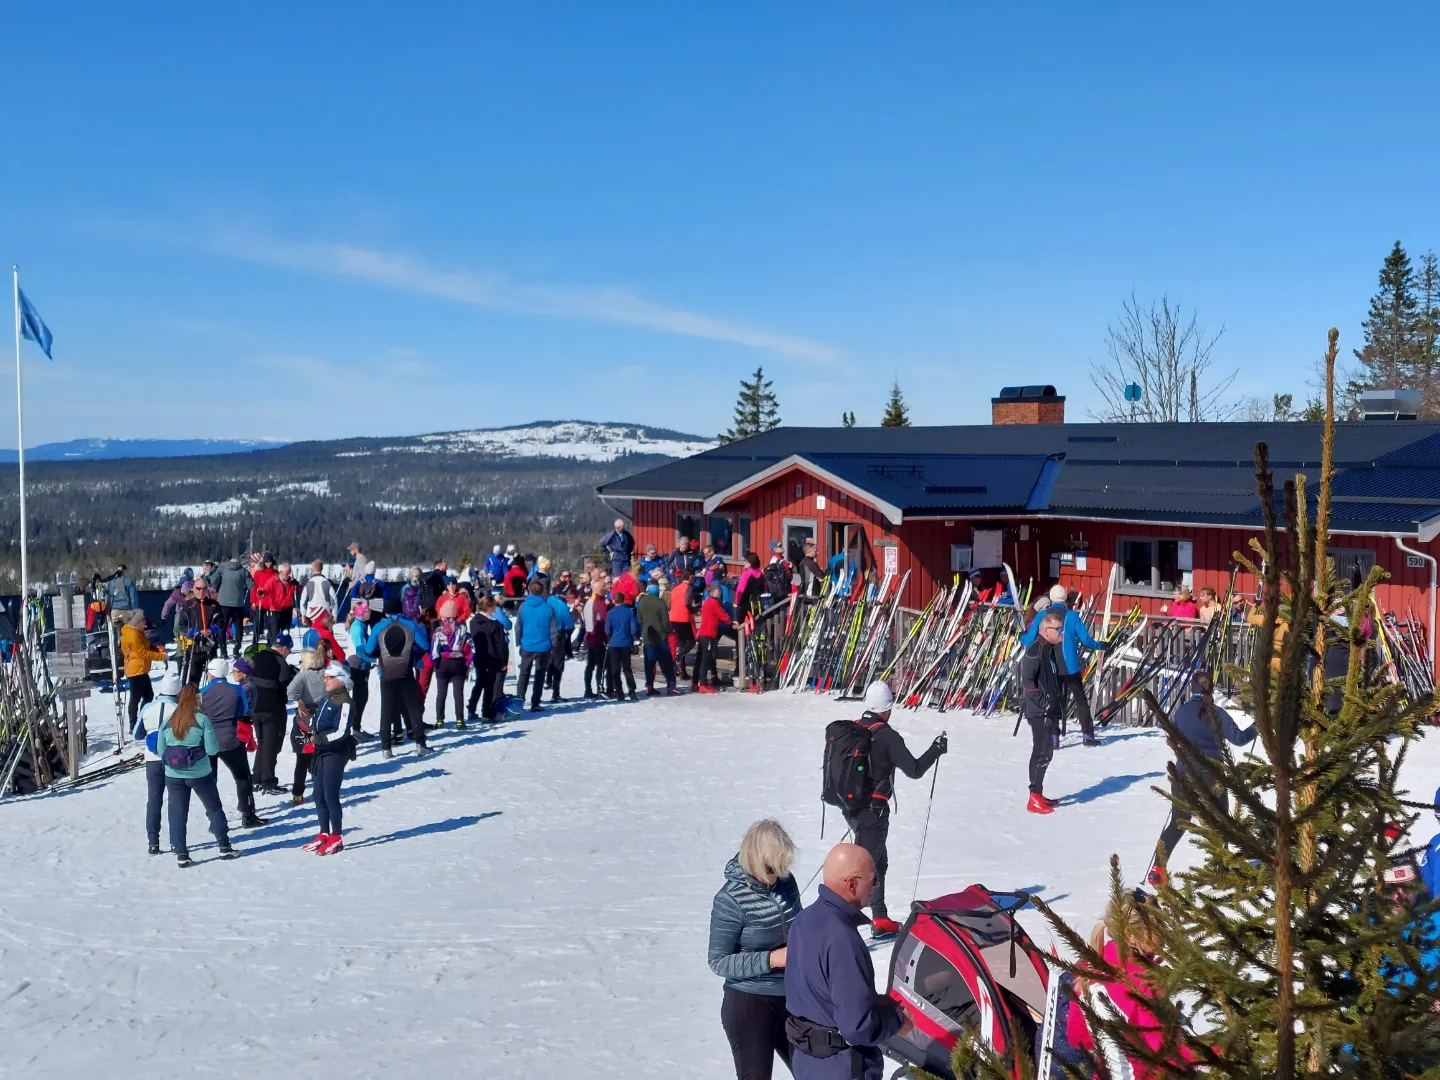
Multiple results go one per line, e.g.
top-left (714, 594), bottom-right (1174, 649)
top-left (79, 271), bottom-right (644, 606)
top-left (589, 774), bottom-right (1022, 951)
top-left (1359, 388), bottom-right (1421, 421)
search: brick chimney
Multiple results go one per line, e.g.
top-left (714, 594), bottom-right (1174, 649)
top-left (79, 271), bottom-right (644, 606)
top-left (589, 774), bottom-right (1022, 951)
top-left (991, 385), bottom-right (1065, 425)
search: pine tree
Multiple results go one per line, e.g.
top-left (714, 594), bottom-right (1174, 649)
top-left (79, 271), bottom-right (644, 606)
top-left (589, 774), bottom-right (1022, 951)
top-left (1350, 241), bottom-right (1422, 398)
top-left (720, 367), bottom-right (780, 443)
top-left (956, 329), bottom-right (1440, 1080)
top-left (880, 379), bottom-right (910, 427)
top-left (841, 411), bottom-right (856, 428)
top-left (1415, 250), bottom-right (1440, 417)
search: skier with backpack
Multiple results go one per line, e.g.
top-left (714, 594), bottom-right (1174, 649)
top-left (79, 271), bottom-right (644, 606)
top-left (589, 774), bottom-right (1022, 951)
top-left (430, 599), bottom-right (474, 728)
top-left (763, 542), bottom-right (792, 603)
top-left (358, 594), bottom-right (431, 757)
top-left (821, 680), bottom-right (947, 938)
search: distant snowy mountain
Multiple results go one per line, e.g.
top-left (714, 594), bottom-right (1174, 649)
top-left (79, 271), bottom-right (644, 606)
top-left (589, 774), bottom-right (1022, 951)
top-left (362, 421), bottom-right (716, 463)
top-left (0, 438), bottom-right (286, 463)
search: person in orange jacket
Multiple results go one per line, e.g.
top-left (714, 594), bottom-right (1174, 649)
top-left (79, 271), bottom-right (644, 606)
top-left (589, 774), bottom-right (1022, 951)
top-left (119, 608), bottom-right (168, 734)
top-left (669, 570), bottom-right (697, 680)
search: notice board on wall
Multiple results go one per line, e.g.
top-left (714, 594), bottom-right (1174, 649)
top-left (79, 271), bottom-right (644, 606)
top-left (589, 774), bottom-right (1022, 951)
top-left (973, 529), bottom-right (1003, 569)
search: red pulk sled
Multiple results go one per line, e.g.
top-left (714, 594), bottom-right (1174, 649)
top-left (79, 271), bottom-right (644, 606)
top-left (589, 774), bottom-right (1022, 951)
top-left (885, 886), bottom-right (1061, 1080)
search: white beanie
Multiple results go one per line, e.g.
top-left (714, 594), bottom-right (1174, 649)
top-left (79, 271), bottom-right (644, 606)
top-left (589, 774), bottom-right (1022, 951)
top-left (1033, 597), bottom-right (1049, 613)
top-left (157, 672), bottom-right (183, 697)
top-left (206, 658), bottom-right (230, 680)
top-left (863, 680), bottom-right (895, 715)
top-left (493, 545), bottom-right (502, 555)
top-left (1049, 584), bottom-right (1067, 603)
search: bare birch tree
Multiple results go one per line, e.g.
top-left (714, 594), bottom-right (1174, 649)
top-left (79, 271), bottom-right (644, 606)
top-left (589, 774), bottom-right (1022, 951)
top-left (1088, 292), bottom-right (1239, 422)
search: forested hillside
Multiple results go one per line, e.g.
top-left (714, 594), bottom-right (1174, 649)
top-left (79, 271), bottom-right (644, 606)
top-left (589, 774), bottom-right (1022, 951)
top-left (0, 424), bottom-right (703, 587)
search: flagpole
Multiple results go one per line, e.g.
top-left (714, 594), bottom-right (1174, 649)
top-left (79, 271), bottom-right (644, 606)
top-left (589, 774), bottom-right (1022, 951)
top-left (12, 265), bottom-right (27, 640)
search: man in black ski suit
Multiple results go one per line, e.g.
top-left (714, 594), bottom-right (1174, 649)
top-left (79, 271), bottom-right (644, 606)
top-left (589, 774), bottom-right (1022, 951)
top-left (1021, 611), bottom-right (1065, 815)
top-left (844, 680), bottom-right (947, 937)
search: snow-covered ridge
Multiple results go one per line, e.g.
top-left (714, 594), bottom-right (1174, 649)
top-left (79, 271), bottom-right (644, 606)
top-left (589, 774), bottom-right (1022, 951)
top-left (388, 421), bottom-right (715, 462)
top-left (155, 479), bottom-right (332, 518)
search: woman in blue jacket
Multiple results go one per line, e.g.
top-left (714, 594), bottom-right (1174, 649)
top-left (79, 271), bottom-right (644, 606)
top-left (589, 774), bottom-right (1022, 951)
top-left (708, 819), bottom-right (801, 1080)
top-left (154, 683), bottom-right (236, 867)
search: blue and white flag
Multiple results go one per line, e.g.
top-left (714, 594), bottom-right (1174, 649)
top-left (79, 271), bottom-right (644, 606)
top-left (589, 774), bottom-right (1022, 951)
top-left (19, 289), bottom-right (53, 360)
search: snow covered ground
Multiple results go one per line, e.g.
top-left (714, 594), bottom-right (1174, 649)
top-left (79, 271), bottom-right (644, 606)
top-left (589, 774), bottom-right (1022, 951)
top-left (3, 666), bottom-right (1438, 1079)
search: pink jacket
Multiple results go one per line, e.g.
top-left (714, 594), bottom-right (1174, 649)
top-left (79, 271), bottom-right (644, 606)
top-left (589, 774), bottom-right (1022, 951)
top-left (1066, 939), bottom-right (1195, 1080)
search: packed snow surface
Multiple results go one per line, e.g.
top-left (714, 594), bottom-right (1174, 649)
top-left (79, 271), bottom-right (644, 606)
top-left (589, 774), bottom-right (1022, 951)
top-left (395, 420), bottom-right (715, 461)
top-left (3, 665), bottom-right (1437, 1079)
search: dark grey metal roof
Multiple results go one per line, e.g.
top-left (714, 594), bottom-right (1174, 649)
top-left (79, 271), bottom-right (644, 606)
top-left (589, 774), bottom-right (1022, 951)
top-left (597, 421), bottom-right (1440, 534)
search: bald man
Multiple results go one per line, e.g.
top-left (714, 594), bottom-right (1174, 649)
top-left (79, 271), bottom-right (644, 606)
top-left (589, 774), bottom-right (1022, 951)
top-left (783, 844), bottom-right (909, 1080)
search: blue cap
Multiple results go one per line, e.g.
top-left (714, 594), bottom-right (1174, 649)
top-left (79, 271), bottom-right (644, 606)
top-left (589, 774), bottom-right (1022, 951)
top-left (647, 583), bottom-right (660, 595)
top-left (274, 632), bottom-right (292, 648)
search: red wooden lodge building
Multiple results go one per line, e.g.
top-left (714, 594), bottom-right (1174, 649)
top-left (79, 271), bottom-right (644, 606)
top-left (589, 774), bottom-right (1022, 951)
top-left (599, 387), bottom-right (1440, 678)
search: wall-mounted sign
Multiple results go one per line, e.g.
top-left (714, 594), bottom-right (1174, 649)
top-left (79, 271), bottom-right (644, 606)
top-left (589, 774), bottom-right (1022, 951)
top-left (816, 495), bottom-right (827, 511)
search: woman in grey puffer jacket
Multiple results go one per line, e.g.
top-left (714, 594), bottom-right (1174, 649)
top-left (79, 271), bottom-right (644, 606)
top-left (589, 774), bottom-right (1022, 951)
top-left (707, 819), bottom-right (802, 1080)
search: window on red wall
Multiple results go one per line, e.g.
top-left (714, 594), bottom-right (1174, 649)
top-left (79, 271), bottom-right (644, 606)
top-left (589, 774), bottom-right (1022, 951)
top-left (708, 513), bottom-right (734, 557)
top-left (676, 512), bottom-right (700, 545)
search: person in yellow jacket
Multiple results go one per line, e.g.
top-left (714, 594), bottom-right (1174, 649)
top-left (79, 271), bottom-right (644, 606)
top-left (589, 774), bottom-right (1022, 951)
top-left (119, 608), bottom-right (168, 735)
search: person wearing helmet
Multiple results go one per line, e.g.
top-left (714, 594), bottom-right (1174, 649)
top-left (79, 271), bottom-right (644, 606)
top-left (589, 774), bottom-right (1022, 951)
top-left (844, 681), bottom-right (947, 938)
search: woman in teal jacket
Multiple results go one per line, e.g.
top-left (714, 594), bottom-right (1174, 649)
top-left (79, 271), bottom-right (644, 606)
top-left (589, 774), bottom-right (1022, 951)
top-left (155, 683), bottom-right (236, 867)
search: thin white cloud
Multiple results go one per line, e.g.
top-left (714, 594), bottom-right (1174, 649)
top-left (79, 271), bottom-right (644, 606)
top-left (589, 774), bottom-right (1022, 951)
top-left (210, 231), bottom-right (840, 363)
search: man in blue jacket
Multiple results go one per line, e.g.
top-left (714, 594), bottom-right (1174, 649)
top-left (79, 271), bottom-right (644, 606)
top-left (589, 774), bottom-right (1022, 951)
top-left (514, 580), bottom-right (556, 712)
top-left (601, 518), bottom-right (636, 578)
top-left (1021, 585), bottom-right (1107, 746)
top-left (1419, 786), bottom-right (1440, 900)
top-left (785, 844), bottom-right (910, 1080)
top-left (484, 545), bottom-right (509, 586)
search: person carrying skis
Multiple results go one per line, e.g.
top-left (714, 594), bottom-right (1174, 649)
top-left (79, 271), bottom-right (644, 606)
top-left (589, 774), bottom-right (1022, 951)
top-left (828, 681), bottom-right (946, 937)
top-left (1022, 584), bottom-right (1108, 746)
top-left (783, 843), bottom-right (910, 1080)
top-left (1146, 671), bottom-right (1254, 888)
top-left (1021, 611), bottom-right (1066, 815)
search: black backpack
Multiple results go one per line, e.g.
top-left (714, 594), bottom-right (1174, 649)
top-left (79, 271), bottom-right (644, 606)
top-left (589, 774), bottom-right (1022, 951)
top-left (377, 621), bottom-right (415, 679)
top-left (763, 562), bottom-right (791, 601)
top-left (822, 719), bottom-right (879, 810)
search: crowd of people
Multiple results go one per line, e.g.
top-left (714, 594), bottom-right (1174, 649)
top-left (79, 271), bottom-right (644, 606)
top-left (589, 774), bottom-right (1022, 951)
top-left (117, 522), bottom-right (821, 866)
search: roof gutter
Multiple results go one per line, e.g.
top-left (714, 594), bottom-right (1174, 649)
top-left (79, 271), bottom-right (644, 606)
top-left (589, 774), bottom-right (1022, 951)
top-left (900, 509), bottom-right (1424, 540)
top-left (1394, 536), bottom-right (1437, 672)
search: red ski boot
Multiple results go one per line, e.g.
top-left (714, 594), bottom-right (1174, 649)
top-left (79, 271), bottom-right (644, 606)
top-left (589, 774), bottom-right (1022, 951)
top-left (301, 833), bottom-right (328, 853)
top-left (1026, 792), bottom-right (1055, 815)
top-left (318, 834), bottom-right (345, 856)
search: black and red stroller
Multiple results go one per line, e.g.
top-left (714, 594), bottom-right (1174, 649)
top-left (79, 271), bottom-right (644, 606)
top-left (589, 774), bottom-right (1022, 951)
top-left (885, 885), bottom-right (1062, 1080)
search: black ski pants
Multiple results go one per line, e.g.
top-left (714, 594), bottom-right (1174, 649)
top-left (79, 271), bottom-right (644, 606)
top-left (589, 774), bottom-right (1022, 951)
top-left (517, 649), bottom-right (550, 709)
top-left (218, 606), bottom-right (246, 657)
top-left (144, 760), bottom-right (166, 849)
top-left (380, 676), bottom-right (426, 748)
top-left (584, 646), bottom-right (607, 695)
top-left (166, 771), bottom-right (229, 855)
top-left (127, 672), bottom-right (154, 732)
top-left (210, 746), bottom-right (256, 816)
top-left (1027, 713), bottom-right (1057, 795)
top-left (721, 986), bottom-right (793, 1080)
top-left (643, 642), bottom-right (676, 691)
top-left (468, 662), bottom-right (504, 718)
top-left (693, 636), bottom-right (718, 687)
top-left (546, 651), bottom-right (566, 697)
top-left (607, 645), bottom-right (636, 698)
top-left (252, 711), bottom-right (286, 788)
top-left (1154, 774), bottom-right (1226, 871)
top-left (292, 749), bottom-right (313, 799)
top-left (845, 802), bottom-right (891, 921)
top-left (435, 659), bottom-right (467, 721)
top-left (670, 619), bottom-right (695, 677)
top-left (349, 670), bottom-right (370, 734)
top-left (1062, 672), bottom-right (1095, 740)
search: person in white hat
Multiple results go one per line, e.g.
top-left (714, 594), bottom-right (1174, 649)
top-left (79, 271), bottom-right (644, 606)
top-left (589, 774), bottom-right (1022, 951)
top-left (136, 671), bottom-right (184, 856)
top-left (831, 681), bottom-right (947, 939)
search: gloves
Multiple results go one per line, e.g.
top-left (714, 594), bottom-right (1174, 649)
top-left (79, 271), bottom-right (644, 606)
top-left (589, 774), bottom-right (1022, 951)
top-left (933, 734), bottom-right (949, 756)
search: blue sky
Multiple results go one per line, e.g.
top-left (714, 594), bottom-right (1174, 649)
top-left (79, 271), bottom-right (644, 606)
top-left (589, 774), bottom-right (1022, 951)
top-left (4, 4), bottom-right (1439, 444)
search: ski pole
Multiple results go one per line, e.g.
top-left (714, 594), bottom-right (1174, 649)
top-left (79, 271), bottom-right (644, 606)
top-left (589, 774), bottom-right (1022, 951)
top-left (800, 828), bottom-right (852, 895)
top-left (911, 744), bottom-right (942, 903)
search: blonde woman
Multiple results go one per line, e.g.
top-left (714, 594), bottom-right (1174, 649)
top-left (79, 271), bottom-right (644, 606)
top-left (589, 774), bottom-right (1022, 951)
top-left (118, 608), bottom-right (167, 735)
top-left (707, 819), bottom-right (801, 1080)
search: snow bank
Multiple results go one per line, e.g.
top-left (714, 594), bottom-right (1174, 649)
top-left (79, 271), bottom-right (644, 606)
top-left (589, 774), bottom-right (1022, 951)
top-left (393, 421), bottom-right (715, 462)
top-left (2, 668), bottom-right (1435, 1078)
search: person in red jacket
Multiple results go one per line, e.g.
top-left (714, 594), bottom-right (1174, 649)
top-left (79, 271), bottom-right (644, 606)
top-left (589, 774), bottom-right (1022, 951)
top-left (436, 578), bottom-right (472, 623)
top-left (503, 557), bottom-right (529, 598)
top-left (693, 583), bottom-right (731, 693)
top-left (263, 562), bottom-right (300, 644)
top-left (612, 567), bottom-right (640, 606)
top-left (583, 590), bottom-right (609, 698)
